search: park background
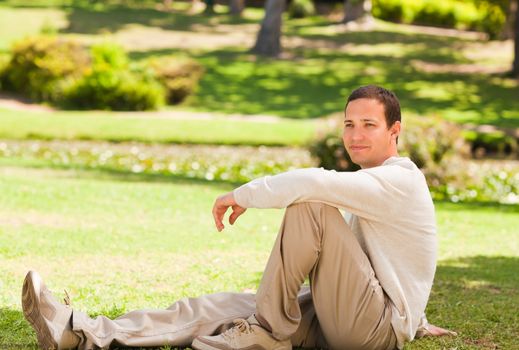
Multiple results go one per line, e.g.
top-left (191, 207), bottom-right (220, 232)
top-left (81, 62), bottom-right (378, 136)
top-left (0, 0), bottom-right (518, 349)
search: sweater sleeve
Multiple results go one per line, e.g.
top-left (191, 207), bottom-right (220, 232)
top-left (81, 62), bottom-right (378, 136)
top-left (233, 167), bottom-right (405, 221)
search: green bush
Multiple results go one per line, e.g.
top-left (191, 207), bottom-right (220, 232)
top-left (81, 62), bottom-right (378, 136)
top-left (0, 36), bottom-right (90, 102)
top-left (1, 39), bottom-right (166, 111)
top-left (427, 158), bottom-right (519, 203)
top-left (90, 42), bottom-right (129, 70)
top-left (148, 56), bottom-right (204, 104)
top-left (64, 45), bottom-right (165, 111)
top-left (474, 1), bottom-right (507, 39)
top-left (64, 68), bottom-right (164, 111)
top-left (0, 54), bottom-right (10, 91)
top-left (288, 0), bottom-right (316, 19)
top-left (309, 117), bottom-right (360, 172)
top-left (400, 116), bottom-right (469, 168)
top-left (372, 0), bottom-right (505, 38)
top-left (413, 0), bottom-right (456, 28)
top-left (371, 0), bottom-right (404, 22)
top-left (463, 130), bottom-right (518, 158)
top-left (399, 116), bottom-right (471, 190)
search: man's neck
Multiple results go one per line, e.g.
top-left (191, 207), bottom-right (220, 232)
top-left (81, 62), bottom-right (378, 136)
top-left (360, 152), bottom-right (399, 169)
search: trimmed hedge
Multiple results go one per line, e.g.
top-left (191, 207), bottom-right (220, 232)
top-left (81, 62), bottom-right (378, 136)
top-left (372, 0), bottom-right (506, 38)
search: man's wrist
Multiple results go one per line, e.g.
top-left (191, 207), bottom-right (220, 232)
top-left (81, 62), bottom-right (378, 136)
top-left (232, 188), bottom-right (245, 208)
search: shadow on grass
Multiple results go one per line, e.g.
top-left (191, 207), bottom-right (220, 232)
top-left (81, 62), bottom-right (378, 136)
top-left (129, 45), bottom-right (519, 127)
top-left (417, 256), bottom-right (519, 349)
top-left (3, 1), bottom-right (257, 34)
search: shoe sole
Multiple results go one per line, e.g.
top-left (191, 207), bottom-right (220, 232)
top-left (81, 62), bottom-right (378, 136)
top-left (22, 271), bottom-right (57, 350)
top-left (192, 337), bottom-right (290, 350)
top-left (192, 337), bottom-right (240, 350)
top-left (192, 338), bottom-right (226, 350)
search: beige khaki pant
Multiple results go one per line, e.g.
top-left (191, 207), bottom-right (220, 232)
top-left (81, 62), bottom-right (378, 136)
top-left (72, 202), bottom-right (396, 349)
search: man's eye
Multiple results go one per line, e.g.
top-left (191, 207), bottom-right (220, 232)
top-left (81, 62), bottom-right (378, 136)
top-left (344, 124), bottom-right (353, 128)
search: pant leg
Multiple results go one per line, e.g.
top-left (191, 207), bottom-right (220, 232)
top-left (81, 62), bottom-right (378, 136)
top-left (71, 285), bottom-right (322, 349)
top-left (72, 292), bottom-right (256, 349)
top-left (255, 202), bottom-right (396, 350)
top-left (290, 286), bottom-right (328, 349)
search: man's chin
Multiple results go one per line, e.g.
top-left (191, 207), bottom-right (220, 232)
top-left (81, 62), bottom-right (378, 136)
top-left (348, 155), bottom-right (363, 165)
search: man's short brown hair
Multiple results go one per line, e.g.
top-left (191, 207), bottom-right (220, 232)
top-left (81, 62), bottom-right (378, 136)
top-left (345, 85), bottom-right (401, 128)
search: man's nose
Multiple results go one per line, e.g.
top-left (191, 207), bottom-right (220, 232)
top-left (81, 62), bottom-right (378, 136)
top-left (350, 128), bottom-right (364, 141)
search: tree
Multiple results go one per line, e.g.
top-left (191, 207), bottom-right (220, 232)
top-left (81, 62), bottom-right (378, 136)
top-left (252, 0), bottom-right (287, 57)
top-left (203, 0), bottom-right (215, 13)
top-left (342, 0), bottom-right (373, 24)
top-left (229, 0), bottom-right (244, 16)
top-left (501, 0), bottom-right (516, 39)
top-left (513, 0), bottom-right (519, 77)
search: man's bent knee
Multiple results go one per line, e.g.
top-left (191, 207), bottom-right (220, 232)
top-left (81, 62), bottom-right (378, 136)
top-left (286, 202), bottom-right (340, 215)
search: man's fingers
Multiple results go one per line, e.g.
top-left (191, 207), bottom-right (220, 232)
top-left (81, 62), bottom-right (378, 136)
top-left (229, 206), bottom-right (247, 225)
top-left (212, 205), bottom-right (227, 232)
top-left (212, 210), bottom-right (222, 231)
top-left (425, 325), bottom-right (458, 337)
top-left (212, 192), bottom-right (240, 231)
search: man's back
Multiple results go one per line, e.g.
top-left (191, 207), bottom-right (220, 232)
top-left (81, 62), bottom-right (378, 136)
top-left (349, 157), bottom-right (437, 348)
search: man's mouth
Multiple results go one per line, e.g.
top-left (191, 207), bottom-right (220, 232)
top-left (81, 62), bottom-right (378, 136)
top-left (349, 145), bottom-right (369, 151)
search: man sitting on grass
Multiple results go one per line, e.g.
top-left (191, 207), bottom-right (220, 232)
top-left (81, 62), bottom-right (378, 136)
top-left (22, 85), bottom-right (455, 350)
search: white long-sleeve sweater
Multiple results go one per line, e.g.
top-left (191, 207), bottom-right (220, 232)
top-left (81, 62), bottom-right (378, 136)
top-left (233, 156), bottom-right (437, 349)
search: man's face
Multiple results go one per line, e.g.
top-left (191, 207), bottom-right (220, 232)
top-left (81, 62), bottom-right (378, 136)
top-left (343, 98), bottom-right (400, 169)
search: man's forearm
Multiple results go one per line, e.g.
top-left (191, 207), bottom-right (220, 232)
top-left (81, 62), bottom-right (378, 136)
top-left (233, 169), bottom-right (322, 209)
top-left (233, 167), bottom-right (394, 222)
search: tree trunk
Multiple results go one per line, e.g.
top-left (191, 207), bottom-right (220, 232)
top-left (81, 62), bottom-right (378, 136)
top-left (229, 0), bottom-right (244, 16)
top-left (500, 1), bottom-right (516, 39)
top-left (203, 0), bottom-right (215, 13)
top-left (252, 0), bottom-right (286, 57)
top-left (343, 0), bottom-right (373, 23)
top-left (513, 0), bottom-right (519, 76)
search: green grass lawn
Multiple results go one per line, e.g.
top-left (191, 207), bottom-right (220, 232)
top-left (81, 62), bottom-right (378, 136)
top-left (1, 2), bottom-right (518, 128)
top-left (0, 160), bottom-right (517, 349)
top-left (0, 108), bottom-right (317, 146)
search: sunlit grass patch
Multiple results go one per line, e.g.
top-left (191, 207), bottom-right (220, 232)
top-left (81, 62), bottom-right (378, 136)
top-left (0, 108), bottom-right (318, 146)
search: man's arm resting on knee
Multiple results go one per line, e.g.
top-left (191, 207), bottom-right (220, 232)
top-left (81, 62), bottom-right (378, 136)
top-left (228, 168), bottom-right (401, 220)
top-left (213, 166), bottom-right (421, 229)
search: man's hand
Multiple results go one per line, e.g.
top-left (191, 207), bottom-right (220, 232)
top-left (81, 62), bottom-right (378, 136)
top-left (417, 323), bottom-right (458, 338)
top-left (212, 191), bottom-right (247, 232)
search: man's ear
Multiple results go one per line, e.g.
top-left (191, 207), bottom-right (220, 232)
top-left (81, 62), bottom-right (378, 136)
top-left (391, 121), bottom-right (401, 139)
